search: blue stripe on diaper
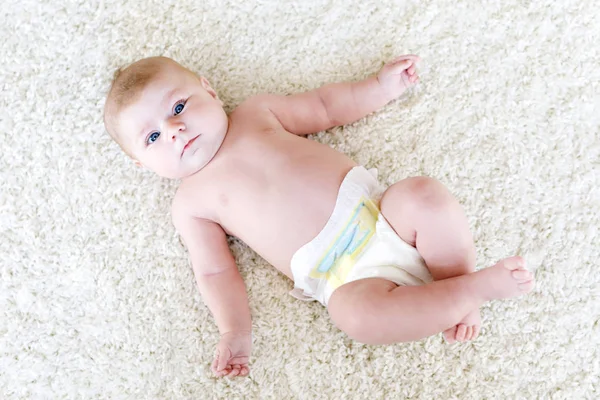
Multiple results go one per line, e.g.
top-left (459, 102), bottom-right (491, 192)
top-left (317, 223), bottom-right (358, 273)
top-left (345, 228), bottom-right (370, 255)
top-left (316, 201), bottom-right (367, 273)
top-left (307, 195), bottom-right (379, 294)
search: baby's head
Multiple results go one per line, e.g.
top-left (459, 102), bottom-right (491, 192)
top-left (103, 56), bottom-right (228, 179)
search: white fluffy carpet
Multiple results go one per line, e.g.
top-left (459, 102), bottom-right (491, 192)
top-left (1, 0), bottom-right (599, 398)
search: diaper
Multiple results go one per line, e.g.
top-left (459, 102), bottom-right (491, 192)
top-left (290, 166), bottom-right (433, 306)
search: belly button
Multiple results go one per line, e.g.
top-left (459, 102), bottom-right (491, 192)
top-left (219, 193), bottom-right (229, 207)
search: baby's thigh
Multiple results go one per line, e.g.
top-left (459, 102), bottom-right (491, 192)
top-left (327, 278), bottom-right (397, 342)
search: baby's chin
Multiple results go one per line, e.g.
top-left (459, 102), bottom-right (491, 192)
top-left (157, 165), bottom-right (204, 180)
top-left (164, 156), bottom-right (214, 179)
top-left (152, 134), bottom-right (226, 179)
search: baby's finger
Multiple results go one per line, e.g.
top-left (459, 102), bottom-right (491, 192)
top-left (211, 357), bottom-right (218, 374)
top-left (215, 348), bottom-right (231, 372)
top-left (388, 59), bottom-right (411, 68)
top-left (408, 64), bottom-right (416, 75)
top-left (214, 364), bottom-right (231, 377)
top-left (391, 54), bottom-right (420, 64)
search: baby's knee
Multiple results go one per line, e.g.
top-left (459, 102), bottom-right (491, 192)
top-left (407, 176), bottom-right (452, 207)
top-left (385, 176), bottom-right (454, 212)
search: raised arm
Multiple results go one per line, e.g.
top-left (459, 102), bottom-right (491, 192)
top-left (172, 205), bottom-right (252, 378)
top-left (262, 55), bottom-right (420, 135)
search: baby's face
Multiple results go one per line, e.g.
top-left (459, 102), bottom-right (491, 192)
top-left (118, 64), bottom-right (228, 179)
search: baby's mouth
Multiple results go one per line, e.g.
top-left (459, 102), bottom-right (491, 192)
top-left (181, 135), bottom-right (200, 156)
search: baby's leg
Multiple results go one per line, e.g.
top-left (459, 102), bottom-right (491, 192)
top-left (379, 177), bottom-right (479, 342)
top-left (327, 257), bottom-right (534, 345)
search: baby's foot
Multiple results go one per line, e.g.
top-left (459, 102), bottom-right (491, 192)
top-left (477, 256), bottom-right (535, 301)
top-left (443, 308), bottom-right (481, 343)
top-left (443, 256), bottom-right (532, 344)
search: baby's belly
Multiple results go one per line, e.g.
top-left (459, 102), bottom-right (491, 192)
top-left (236, 176), bottom-right (347, 277)
top-left (218, 138), bottom-right (357, 278)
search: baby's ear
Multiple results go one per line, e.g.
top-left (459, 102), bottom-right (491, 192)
top-left (199, 77), bottom-right (222, 103)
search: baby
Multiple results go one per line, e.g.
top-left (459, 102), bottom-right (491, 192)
top-left (103, 55), bottom-right (535, 378)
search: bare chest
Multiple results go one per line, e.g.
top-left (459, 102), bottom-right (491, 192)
top-left (187, 129), bottom-right (356, 277)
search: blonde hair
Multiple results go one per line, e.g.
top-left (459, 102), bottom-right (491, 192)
top-left (103, 57), bottom-right (175, 158)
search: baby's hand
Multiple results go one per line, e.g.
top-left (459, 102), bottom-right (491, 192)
top-left (377, 54), bottom-right (421, 100)
top-left (211, 331), bottom-right (252, 378)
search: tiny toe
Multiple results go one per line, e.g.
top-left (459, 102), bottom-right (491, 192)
top-left (456, 324), bottom-right (467, 342)
top-left (503, 256), bottom-right (526, 270)
top-left (443, 326), bottom-right (457, 343)
top-left (465, 326), bottom-right (473, 341)
top-left (512, 270), bottom-right (533, 281)
top-left (518, 280), bottom-right (535, 292)
top-left (500, 256), bottom-right (524, 270)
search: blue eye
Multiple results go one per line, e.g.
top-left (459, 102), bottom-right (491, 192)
top-left (174, 102), bottom-right (185, 115)
top-left (147, 131), bottom-right (160, 145)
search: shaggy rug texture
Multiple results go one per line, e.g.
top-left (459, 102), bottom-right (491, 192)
top-left (1, 0), bottom-right (598, 398)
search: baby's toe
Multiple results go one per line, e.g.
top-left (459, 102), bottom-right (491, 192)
top-left (512, 269), bottom-right (533, 281)
top-left (443, 326), bottom-right (457, 343)
top-left (518, 280), bottom-right (535, 292)
top-left (501, 256), bottom-right (526, 271)
top-left (456, 324), bottom-right (467, 342)
top-left (465, 326), bottom-right (474, 341)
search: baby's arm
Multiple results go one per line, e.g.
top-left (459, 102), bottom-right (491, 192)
top-left (259, 55), bottom-right (420, 135)
top-left (172, 206), bottom-right (251, 378)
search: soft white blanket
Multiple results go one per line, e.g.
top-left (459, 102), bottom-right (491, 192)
top-left (1, 0), bottom-right (598, 398)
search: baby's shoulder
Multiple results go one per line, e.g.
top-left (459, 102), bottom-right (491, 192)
top-left (232, 94), bottom-right (281, 120)
top-left (171, 180), bottom-right (217, 224)
top-left (229, 95), bottom-right (286, 135)
top-left (237, 93), bottom-right (274, 108)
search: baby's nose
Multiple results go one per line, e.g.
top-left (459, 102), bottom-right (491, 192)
top-left (166, 120), bottom-right (185, 139)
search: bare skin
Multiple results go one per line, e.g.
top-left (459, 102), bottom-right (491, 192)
top-left (108, 55), bottom-right (534, 378)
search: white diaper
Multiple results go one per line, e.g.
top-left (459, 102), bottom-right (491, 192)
top-left (290, 166), bottom-right (433, 306)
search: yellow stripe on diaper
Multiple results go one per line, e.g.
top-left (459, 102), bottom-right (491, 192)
top-left (309, 197), bottom-right (379, 290)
